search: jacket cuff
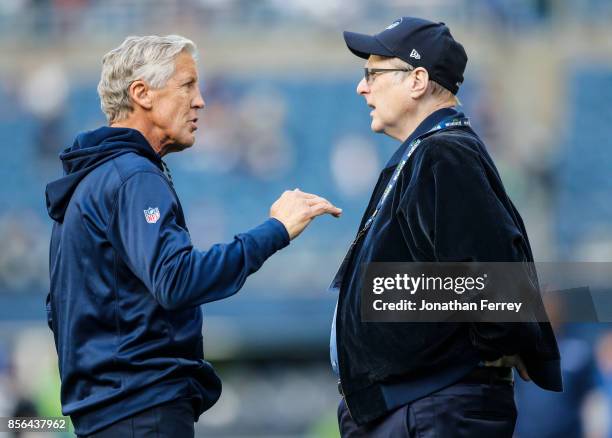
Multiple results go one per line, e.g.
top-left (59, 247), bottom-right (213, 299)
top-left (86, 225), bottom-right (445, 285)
top-left (267, 217), bottom-right (291, 245)
top-left (244, 217), bottom-right (290, 256)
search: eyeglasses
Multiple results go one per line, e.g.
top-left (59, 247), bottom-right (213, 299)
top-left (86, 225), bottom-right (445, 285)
top-left (363, 67), bottom-right (413, 84)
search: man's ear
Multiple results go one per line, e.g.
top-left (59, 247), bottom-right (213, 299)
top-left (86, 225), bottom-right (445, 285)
top-left (128, 80), bottom-right (153, 110)
top-left (409, 67), bottom-right (429, 99)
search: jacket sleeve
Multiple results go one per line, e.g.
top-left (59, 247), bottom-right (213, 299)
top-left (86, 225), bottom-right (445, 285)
top-left (107, 171), bottom-right (290, 311)
top-left (430, 148), bottom-right (526, 263)
top-left (399, 142), bottom-right (531, 358)
top-left (398, 142), bottom-right (526, 262)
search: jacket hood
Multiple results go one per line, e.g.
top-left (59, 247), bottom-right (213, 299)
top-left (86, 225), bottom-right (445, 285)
top-left (45, 126), bottom-right (162, 222)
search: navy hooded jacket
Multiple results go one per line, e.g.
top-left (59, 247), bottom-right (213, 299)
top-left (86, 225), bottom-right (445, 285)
top-left (45, 127), bottom-right (290, 435)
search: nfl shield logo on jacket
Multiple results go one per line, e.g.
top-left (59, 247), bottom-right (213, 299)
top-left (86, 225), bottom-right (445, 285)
top-left (144, 207), bottom-right (160, 224)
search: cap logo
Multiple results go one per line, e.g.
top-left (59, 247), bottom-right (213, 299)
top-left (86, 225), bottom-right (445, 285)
top-left (386, 18), bottom-right (402, 30)
top-left (410, 49), bottom-right (421, 60)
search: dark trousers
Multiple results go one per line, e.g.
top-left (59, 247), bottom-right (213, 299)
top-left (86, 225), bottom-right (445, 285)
top-left (78, 398), bottom-right (194, 438)
top-left (338, 382), bottom-right (516, 437)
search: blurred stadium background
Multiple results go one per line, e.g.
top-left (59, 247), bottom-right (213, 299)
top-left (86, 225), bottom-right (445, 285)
top-left (0, 0), bottom-right (612, 437)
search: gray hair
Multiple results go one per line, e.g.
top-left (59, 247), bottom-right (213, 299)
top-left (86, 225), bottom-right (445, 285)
top-left (97, 35), bottom-right (198, 124)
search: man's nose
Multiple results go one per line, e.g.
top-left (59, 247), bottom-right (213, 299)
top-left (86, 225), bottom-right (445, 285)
top-left (194, 88), bottom-right (205, 109)
top-left (356, 77), bottom-right (369, 95)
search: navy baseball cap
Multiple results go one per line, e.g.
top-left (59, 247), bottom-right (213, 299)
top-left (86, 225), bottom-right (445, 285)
top-left (344, 17), bottom-right (467, 94)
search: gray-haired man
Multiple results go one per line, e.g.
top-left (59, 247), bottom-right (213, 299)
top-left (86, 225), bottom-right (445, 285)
top-left (45, 35), bottom-right (341, 437)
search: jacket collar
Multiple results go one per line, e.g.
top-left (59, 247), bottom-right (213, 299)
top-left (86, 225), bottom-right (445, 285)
top-left (383, 106), bottom-right (462, 170)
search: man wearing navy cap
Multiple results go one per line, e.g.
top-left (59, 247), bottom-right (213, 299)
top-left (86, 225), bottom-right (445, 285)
top-left (330, 17), bottom-right (562, 437)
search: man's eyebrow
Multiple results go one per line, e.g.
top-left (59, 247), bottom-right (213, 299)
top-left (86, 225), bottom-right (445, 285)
top-left (182, 76), bottom-right (197, 84)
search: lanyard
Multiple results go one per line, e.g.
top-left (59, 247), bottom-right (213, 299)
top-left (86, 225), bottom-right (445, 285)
top-left (329, 116), bottom-right (470, 291)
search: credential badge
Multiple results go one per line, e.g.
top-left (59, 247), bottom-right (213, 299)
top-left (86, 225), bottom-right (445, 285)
top-left (144, 207), bottom-right (160, 224)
